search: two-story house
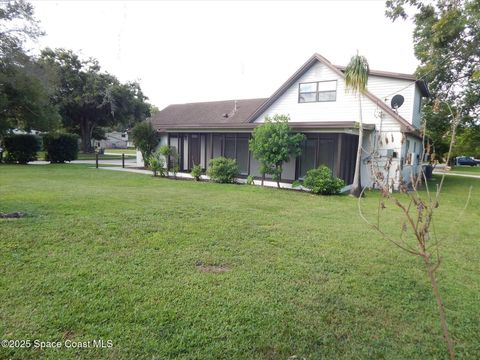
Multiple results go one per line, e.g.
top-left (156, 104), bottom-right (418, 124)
top-left (142, 53), bottom-right (429, 189)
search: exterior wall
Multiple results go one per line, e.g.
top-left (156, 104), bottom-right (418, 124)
top-left (367, 76), bottom-right (416, 125)
top-left (252, 61), bottom-right (414, 131)
top-left (411, 86), bottom-right (423, 129)
top-left (400, 135), bottom-right (423, 184)
top-left (136, 150), bottom-right (144, 167)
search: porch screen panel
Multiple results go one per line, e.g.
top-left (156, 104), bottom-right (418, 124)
top-left (236, 136), bottom-right (249, 175)
top-left (200, 134), bottom-right (206, 168)
top-left (169, 136), bottom-right (179, 169)
top-left (299, 139), bottom-right (316, 178)
top-left (183, 135), bottom-right (189, 170)
top-left (224, 136), bottom-right (236, 159)
top-left (317, 138), bottom-right (335, 170)
top-left (212, 135), bottom-right (222, 158)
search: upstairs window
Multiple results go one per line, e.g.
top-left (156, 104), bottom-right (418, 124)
top-left (299, 80), bottom-right (337, 103)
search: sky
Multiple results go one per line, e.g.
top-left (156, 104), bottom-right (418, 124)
top-left (30, 0), bottom-right (417, 110)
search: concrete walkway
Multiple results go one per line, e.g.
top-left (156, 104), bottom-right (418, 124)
top-left (97, 166), bottom-right (308, 190)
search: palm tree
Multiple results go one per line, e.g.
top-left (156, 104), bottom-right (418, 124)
top-left (345, 52), bottom-right (369, 197)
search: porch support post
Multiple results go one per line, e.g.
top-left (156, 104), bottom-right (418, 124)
top-left (335, 133), bottom-right (343, 178)
top-left (209, 133), bottom-right (213, 168)
top-left (167, 133), bottom-right (171, 171)
top-left (247, 133), bottom-right (251, 176)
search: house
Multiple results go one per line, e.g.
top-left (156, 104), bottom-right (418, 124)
top-left (140, 53), bottom-right (429, 189)
top-left (94, 131), bottom-right (129, 149)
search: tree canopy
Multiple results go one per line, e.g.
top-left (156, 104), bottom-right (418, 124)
top-left (40, 48), bottom-right (151, 151)
top-left (0, 0), bottom-right (60, 136)
top-left (386, 0), bottom-right (480, 158)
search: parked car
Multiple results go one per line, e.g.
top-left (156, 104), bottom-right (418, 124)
top-left (456, 156), bottom-right (478, 166)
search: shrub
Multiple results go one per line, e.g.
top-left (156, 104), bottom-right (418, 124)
top-left (43, 133), bottom-right (79, 163)
top-left (191, 164), bottom-right (202, 181)
top-left (4, 134), bottom-right (39, 164)
top-left (246, 175), bottom-right (254, 185)
top-left (304, 165), bottom-right (345, 195)
top-left (207, 157), bottom-right (239, 183)
top-left (131, 121), bottom-right (158, 167)
top-left (148, 152), bottom-right (166, 177)
top-left (159, 144), bottom-right (173, 157)
top-left (159, 144), bottom-right (179, 172)
top-left (292, 180), bottom-right (303, 188)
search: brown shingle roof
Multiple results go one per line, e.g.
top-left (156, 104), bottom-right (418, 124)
top-left (150, 98), bottom-right (267, 131)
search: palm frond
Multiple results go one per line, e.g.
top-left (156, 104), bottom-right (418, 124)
top-left (345, 53), bottom-right (370, 94)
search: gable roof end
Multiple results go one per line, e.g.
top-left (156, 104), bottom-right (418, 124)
top-left (246, 53), bottom-right (419, 131)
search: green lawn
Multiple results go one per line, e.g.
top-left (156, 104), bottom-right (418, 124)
top-left (451, 165), bottom-right (480, 174)
top-left (0, 165), bottom-right (479, 359)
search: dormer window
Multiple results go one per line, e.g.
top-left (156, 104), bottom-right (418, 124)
top-left (299, 80), bottom-right (337, 103)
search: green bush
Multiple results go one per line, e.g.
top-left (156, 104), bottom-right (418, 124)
top-left (304, 165), bottom-right (345, 195)
top-left (246, 175), bottom-right (254, 185)
top-left (4, 134), bottom-right (39, 164)
top-left (191, 164), bottom-right (202, 181)
top-left (207, 157), bottom-right (239, 183)
top-left (292, 180), bottom-right (303, 188)
top-left (148, 152), bottom-right (166, 177)
top-left (43, 133), bottom-right (79, 163)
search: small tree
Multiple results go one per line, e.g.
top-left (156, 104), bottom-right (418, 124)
top-left (249, 115), bottom-right (305, 188)
top-left (191, 164), bottom-right (202, 181)
top-left (344, 52), bottom-right (369, 198)
top-left (131, 121), bottom-right (158, 167)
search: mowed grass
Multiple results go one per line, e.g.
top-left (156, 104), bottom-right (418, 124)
top-left (0, 165), bottom-right (479, 359)
top-left (451, 165), bottom-right (480, 174)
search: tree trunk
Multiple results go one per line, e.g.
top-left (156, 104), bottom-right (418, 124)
top-left (350, 94), bottom-right (364, 197)
top-left (79, 117), bottom-right (93, 153)
top-left (261, 173), bottom-right (265, 186)
top-left (276, 164), bottom-right (282, 188)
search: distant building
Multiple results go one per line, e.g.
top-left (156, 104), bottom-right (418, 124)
top-left (94, 131), bottom-right (128, 149)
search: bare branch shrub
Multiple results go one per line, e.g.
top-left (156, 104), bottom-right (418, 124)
top-left (358, 104), bottom-right (471, 360)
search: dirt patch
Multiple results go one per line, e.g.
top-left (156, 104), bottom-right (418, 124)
top-left (0, 212), bottom-right (26, 219)
top-left (195, 261), bottom-right (230, 273)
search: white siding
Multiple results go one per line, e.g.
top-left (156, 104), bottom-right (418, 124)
top-left (367, 76), bottom-right (415, 124)
top-left (411, 86), bottom-right (423, 129)
top-left (253, 62), bottom-right (402, 132)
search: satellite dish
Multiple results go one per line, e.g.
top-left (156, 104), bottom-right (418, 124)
top-left (391, 94), bottom-right (405, 109)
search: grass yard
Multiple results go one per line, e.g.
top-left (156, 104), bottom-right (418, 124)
top-left (0, 165), bottom-right (479, 359)
top-left (451, 165), bottom-right (480, 174)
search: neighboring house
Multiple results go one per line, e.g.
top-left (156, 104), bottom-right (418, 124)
top-left (141, 53), bottom-right (429, 189)
top-left (94, 131), bottom-right (128, 149)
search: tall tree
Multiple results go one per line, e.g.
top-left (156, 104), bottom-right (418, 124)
top-left (344, 52), bottom-right (369, 198)
top-left (386, 0), bottom-right (480, 157)
top-left (40, 48), bottom-right (151, 152)
top-left (0, 0), bottom-right (60, 136)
